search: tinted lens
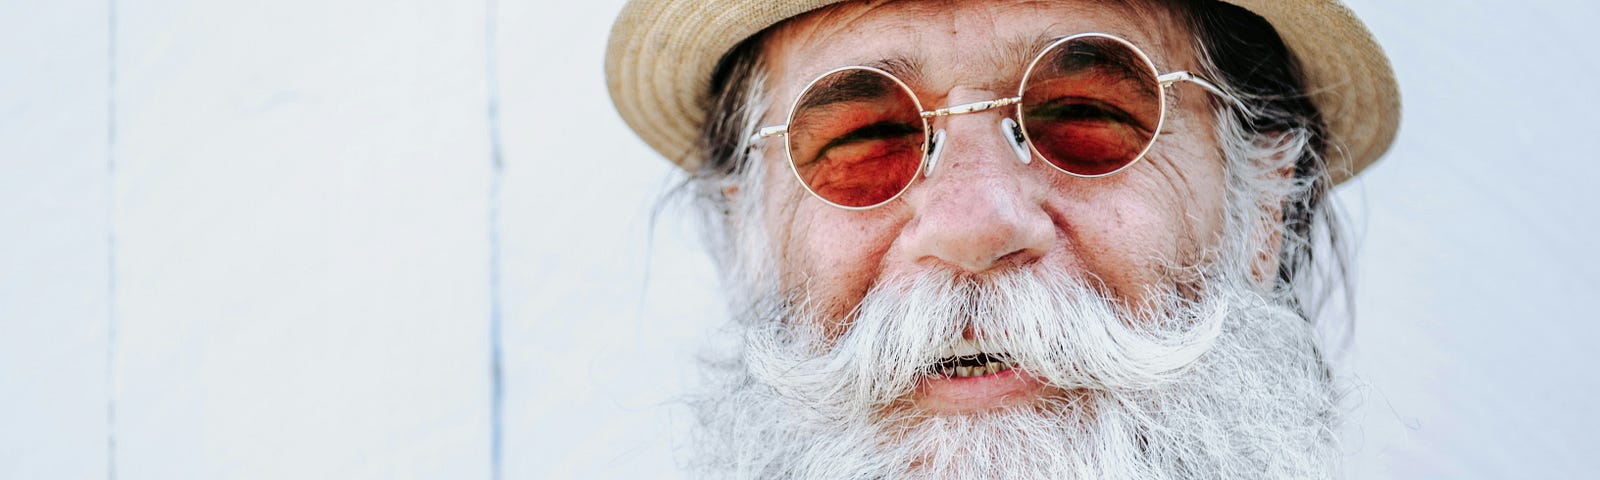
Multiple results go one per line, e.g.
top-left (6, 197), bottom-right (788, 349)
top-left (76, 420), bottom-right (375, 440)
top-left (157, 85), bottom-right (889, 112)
top-left (786, 67), bottom-right (926, 208)
top-left (1020, 35), bottom-right (1163, 176)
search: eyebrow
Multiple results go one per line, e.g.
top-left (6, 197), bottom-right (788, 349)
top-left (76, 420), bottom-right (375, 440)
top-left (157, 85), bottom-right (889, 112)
top-left (785, 54), bottom-right (930, 114)
top-left (795, 67), bottom-right (909, 111)
top-left (1032, 35), bottom-right (1161, 98)
top-left (864, 56), bottom-right (924, 86)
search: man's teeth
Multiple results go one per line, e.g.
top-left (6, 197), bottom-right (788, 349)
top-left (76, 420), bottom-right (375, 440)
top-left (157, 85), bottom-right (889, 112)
top-left (932, 338), bottom-right (1014, 378)
top-left (937, 359), bottom-right (1014, 378)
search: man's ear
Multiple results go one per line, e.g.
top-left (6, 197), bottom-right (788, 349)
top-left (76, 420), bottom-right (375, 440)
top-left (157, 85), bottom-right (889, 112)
top-left (721, 182), bottom-right (743, 231)
top-left (723, 183), bottom-right (741, 215)
top-left (1249, 143), bottom-right (1297, 290)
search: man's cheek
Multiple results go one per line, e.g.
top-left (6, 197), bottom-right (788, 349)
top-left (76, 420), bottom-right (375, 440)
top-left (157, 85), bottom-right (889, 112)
top-left (785, 217), bottom-right (894, 323)
top-left (1053, 200), bottom-right (1178, 304)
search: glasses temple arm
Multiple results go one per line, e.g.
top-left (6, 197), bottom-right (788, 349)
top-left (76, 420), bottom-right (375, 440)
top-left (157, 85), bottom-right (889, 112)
top-left (1159, 71), bottom-right (1254, 117)
top-left (749, 125), bottom-right (787, 143)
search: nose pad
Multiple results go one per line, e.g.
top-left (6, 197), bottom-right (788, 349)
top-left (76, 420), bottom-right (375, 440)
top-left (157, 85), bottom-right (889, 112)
top-left (925, 128), bottom-right (948, 177)
top-left (1000, 117), bottom-right (1031, 165)
top-left (929, 119), bottom-right (1029, 177)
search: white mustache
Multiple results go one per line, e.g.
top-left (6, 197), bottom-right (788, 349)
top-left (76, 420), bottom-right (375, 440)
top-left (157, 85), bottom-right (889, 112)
top-left (745, 266), bottom-right (1227, 412)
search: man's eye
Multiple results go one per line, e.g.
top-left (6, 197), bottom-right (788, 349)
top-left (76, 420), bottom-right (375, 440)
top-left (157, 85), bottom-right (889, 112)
top-left (1027, 99), bottom-right (1143, 129)
top-left (809, 121), bottom-right (923, 164)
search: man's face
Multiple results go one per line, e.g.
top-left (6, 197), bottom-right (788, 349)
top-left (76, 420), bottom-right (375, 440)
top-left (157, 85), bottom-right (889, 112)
top-left (756, 0), bottom-right (1225, 412)
top-left (694, 0), bottom-right (1335, 478)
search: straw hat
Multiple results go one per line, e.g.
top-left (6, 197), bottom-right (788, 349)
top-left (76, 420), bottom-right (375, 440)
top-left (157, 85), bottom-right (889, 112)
top-left (605, 0), bottom-right (1399, 184)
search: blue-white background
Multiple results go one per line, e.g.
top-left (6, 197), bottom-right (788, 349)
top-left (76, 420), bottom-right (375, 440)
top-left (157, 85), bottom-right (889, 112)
top-left (2, 0), bottom-right (1596, 478)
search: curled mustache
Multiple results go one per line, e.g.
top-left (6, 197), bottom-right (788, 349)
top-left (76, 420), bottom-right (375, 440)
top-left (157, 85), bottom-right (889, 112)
top-left (743, 266), bottom-right (1228, 415)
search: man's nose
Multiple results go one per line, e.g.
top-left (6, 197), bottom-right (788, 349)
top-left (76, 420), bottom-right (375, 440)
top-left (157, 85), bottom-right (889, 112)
top-left (900, 116), bottom-right (1055, 273)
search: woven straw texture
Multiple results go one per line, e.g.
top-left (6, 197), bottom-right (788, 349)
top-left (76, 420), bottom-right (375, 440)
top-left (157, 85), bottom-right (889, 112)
top-left (605, 0), bottom-right (1399, 184)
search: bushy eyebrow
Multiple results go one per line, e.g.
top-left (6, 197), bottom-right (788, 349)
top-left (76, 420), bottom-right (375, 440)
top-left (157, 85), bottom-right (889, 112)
top-left (1024, 34), bottom-right (1160, 99)
top-left (788, 55), bottom-right (924, 114)
top-left (863, 56), bottom-right (924, 87)
top-left (795, 68), bottom-right (906, 111)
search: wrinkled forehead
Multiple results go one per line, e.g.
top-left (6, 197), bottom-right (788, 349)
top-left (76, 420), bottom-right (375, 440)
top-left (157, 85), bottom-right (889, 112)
top-left (760, 0), bottom-right (1195, 99)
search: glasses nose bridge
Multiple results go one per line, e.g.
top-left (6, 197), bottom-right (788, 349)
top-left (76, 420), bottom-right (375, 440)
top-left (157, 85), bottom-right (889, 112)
top-left (919, 95), bottom-right (1027, 176)
top-left (921, 96), bottom-right (1022, 120)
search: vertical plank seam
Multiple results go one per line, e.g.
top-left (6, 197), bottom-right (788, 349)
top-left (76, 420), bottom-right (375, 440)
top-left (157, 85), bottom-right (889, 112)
top-left (484, 0), bottom-right (506, 478)
top-left (105, 0), bottom-right (119, 478)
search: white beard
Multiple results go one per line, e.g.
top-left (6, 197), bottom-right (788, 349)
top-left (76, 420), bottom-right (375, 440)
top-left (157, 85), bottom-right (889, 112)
top-left (687, 264), bottom-right (1339, 479)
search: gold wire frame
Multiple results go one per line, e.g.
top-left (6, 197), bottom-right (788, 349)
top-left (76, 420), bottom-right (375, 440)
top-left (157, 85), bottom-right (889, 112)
top-left (753, 32), bottom-right (1237, 210)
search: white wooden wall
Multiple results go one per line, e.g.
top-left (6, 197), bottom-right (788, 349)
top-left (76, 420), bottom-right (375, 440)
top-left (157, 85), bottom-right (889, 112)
top-left (1, 1), bottom-right (1596, 479)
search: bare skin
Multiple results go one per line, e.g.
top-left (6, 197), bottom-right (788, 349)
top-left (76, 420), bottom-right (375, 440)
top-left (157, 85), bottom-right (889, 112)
top-left (752, 0), bottom-right (1229, 414)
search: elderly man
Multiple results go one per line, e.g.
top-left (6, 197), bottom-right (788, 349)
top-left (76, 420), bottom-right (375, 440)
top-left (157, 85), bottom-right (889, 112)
top-left (606, 0), bottom-right (1398, 478)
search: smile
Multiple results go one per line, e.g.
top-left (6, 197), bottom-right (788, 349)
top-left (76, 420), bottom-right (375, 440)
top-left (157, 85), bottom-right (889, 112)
top-left (930, 352), bottom-right (1017, 378)
top-left (910, 337), bottom-right (1048, 412)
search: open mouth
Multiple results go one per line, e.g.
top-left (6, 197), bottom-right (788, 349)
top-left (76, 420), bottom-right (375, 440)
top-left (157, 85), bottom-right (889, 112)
top-left (926, 338), bottom-right (1018, 378)
top-left (930, 352), bottom-right (1017, 378)
top-left (913, 338), bottom-right (1044, 412)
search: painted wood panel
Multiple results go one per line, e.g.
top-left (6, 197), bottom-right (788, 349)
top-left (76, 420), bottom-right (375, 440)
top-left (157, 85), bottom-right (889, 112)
top-left (494, 0), bottom-right (721, 477)
top-left (1335, 1), bottom-right (1600, 477)
top-left (0, 1), bottom-right (112, 478)
top-left (109, 0), bottom-right (494, 477)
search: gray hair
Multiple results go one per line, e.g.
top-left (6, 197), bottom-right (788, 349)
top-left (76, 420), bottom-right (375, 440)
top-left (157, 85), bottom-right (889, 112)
top-left (678, 0), bottom-right (1350, 328)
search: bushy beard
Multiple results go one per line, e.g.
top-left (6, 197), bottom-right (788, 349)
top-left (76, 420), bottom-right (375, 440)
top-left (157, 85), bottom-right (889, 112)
top-left (687, 259), bottom-right (1339, 479)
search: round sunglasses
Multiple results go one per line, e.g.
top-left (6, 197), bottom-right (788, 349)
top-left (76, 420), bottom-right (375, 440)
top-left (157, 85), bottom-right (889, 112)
top-left (752, 33), bottom-right (1235, 210)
